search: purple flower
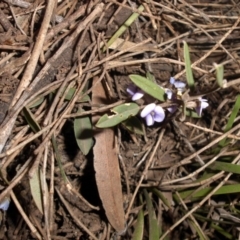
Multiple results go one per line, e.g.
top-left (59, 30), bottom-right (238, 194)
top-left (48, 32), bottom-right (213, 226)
top-left (127, 84), bottom-right (144, 101)
top-left (196, 98), bottom-right (209, 116)
top-left (140, 103), bottom-right (165, 126)
top-left (165, 77), bottom-right (186, 113)
top-left (165, 89), bottom-right (177, 113)
top-left (170, 77), bottom-right (186, 90)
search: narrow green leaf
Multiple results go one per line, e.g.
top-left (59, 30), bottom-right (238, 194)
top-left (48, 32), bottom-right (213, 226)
top-left (214, 63), bottom-right (224, 88)
top-left (176, 184), bottom-right (240, 202)
top-left (104, 5), bottom-right (144, 51)
top-left (74, 108), bottom-right (93, 155)
top-left (219, 95), bottom-right (240, 147)
top-left (53, 86), bottom-right (90, 102)
top-left (22, 107), bottom-right (41, 133)
top-left (143, 189), bottom-right (160, 240)
top-left (129, 75), bottom-right (165, 101)
top-left (208, 161), bottom-right (240, 174)
top-left (132, 209), bottom-right (144, 240)
top-left (28, 97), bottom-right (44, 108)
top-left (122, 116), bottom-right (144, 135)
top-left (189, 221), bottom-right (209, 240)
top-left (51, 136), bottom-right (68, 182)
top-left (96, 103), bottom-right (140, 128)
top-left (183, 41), bottom-right (195, 89)
top-left (210, 223), bottom-right (234, 239)
top-left (29, 168), bottom-right (43, 214)
top-left (194, 214), bottom-right (234, 239)
top-left (151, 188), bottom-right (171, 209)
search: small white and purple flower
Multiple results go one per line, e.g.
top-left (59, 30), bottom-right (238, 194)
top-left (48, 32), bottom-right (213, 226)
top-left (196, 98), bottom-right (209, 116)
top-left (165, 88), bottom-right (178, 113)
top-left (127, 84), bottom-right (144, 101)
top-left (170, 77), bottom-right (186, 90)
top-left (140, 103), bottom-right (165, 126)
top-left (165, 77), bottom-right (186, 113)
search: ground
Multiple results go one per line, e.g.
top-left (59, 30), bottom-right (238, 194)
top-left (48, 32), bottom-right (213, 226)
top-left (0, 1), bottom-right (240, 239)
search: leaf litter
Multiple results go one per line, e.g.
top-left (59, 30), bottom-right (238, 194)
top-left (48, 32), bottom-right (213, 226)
top-left (0, 1), bottom-right (240, 239)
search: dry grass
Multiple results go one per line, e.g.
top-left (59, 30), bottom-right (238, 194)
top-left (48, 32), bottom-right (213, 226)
top-left (0, 0), bottom-right (240, 239)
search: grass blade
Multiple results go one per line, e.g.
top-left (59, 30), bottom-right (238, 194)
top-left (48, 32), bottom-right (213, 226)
top-left (219, 94), bottom-right (240, 147)
top-left (132, 209), bottom-right (144, 240)
top-left (143, 189), bottom-right (160, 240)
top-left (104, 5), bottom-right (144, 51)
top-left (214, 63), bottom-right (224, 88)
top-left (183, 41), bottom-right (195, 90)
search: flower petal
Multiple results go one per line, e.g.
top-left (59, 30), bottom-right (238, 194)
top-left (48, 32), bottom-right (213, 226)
top-left (201, 101), bottom-right (209, 109)
top-left (165, 89), bottom-right (173, 99)
top-left (126, 84), bottom-right (137, 96)
top-left (170, 77), bottom-right (175, 85)
top-left (173, 81), bottom-right (186, 89)
top-left (196, 106), bottom-right (202, 116)
top-left (140, 103), bottom-right (156, 118)
top-left (170, 77), bottom-right (186, 89)
top-left (153, 106), bottom-right (165, 122)
top-left (167, 106), bottom-right (177, 113)
top-left (145, 114), bottom-right (154, 126)
top-left (132, 91), bottom-right (144, 101)
top-left (196, 98), bottom-right (209, 116)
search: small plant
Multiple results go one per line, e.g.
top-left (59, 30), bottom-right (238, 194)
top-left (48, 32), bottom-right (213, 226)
top-left (95, 42), bottom-right (220, 130)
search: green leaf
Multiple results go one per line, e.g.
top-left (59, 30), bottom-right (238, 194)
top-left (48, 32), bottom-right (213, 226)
top-left (189, 221), bottom-right (209, 240)
top-left (78, 93), bottom-right (90, 103)
top-left (29, 168), bottom-right (43, 214)
top-left (129, 75), bottom-right (165, 102)
top-left (208, 161), bottom-right (240, 174)
top-left (219, 95), bottom-right (240, 147)
top-left (22, 107), bottom-right (41, 133)
top-left (146, 71), bottom-right (155, 82)
top-left (185, 109), bottom-right (201, 118)
top-left (214, 63), bottom-right (224, 88)
top-left (183, 41), bottom-right (195, 90)
top-left (151, 188), bottom-right (171, 209)
top-left (194, 214), bottom-right (234, 239)
top-left (55, 87), bottom-right (90, 102)
top-left (104, 5), bottom-right (144, 51)
top-left (74, 108), bottom-right (93, 155)
top-left (122, 116), bottom-right (144, 135)
top-left (132, 209), bottom-right (144, 240)
top-left (96, 103), bottom-right (140, 128)
top-left (175, 184), bottom-right (240, 202)
top-left (51, 136), bottom-right (68, 182)
top-left (28, 97), bottom-right (45, 108)
top-left (143, 189), bottom-right (160, 239)
top-left (64, 87), bottom-right (76, 100)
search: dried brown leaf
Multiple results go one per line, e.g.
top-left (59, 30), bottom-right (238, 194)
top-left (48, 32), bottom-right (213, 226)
top-left (92, 77), bottom-right (125, 233)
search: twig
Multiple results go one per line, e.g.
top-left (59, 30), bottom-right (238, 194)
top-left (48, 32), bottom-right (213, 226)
top-left (184, 121), bottom-right (240, 140)
top-left (160, 152), bottom-right (240, 239)
top-left (4, 0), bottom-right (31, 8)
top-left (11, 0), bottom-right (56, 107)
top-left (125, 129), bottom-right (165, 220)
top-left (10, 191), bottom-right (42, 239)
top-left (0, 3), bottom-right (104, 154)
top-left (55, 188), bottom-right (98, 240)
